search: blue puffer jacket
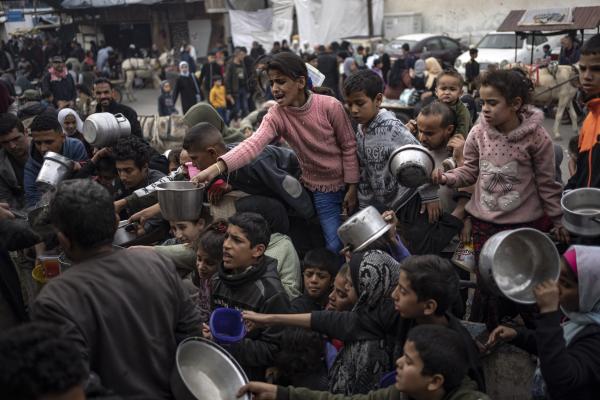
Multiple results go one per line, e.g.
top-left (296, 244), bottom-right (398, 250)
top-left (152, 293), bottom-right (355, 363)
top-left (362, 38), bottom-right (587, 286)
top-left (24, 137), bottom-right (89, 207)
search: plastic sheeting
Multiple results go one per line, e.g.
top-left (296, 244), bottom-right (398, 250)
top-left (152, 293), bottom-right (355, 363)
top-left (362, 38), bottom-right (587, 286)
top-left (294, 0), bottom-right (383, 46)
top-left (229, 0), bottom-right (294, 51)
top-left (59, 0), bottom-right (161, 8)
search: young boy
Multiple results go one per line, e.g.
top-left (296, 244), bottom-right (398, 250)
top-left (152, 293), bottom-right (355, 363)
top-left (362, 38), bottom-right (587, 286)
top-left (434, 70), bottom-right (472, 138)
top-left (209, 212), bottom-right (290, 381)
top-left (209, 75), bottom-right (227, 123)
top-left (158, 80), bottom-right (177, 116)
top-left (238, 324), bottom-right (490, 400)
top-left (464, 48), bottom-right (480, 94)
top-left (291, 248), bottom-right (339, 312)
top-left (566, 34), bottom-right (600, 190)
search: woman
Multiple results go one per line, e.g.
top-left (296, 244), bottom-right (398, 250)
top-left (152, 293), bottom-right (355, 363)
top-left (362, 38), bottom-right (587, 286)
top-left (424, 56), bottom-right (443, 91)
top-left (173, 61), bottom-right (201, 115)
top-left (58, 108), bottom-right (92, 157)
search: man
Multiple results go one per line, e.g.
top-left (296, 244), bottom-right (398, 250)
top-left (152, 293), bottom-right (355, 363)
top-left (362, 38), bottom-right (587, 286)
top-left (0, 113), bottom-right (30, 209)
top-left (41, 56), bottom-right (77, 109)
top-left (24, 112), bottom-right (88, 208)
top-left (199, 51), bottom-right (222, 99)
top-left (93, 77), bottom-right (143, 137)
top-left (559, 35), bottom-right (581, 65)
top-left (317, 44), bottom-right (340, 98)
top-left (96, 45), bottom-right (113, 76)
top-left (30, 179), bottom-right (202, 399)
top-left (225, 48), bottom-right (250, 118)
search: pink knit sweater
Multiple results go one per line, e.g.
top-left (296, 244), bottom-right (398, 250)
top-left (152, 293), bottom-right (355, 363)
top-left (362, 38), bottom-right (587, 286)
top-left (220, 93), bottom-right (359, 192)
top-left (443, 106), bottom-right (563, 226)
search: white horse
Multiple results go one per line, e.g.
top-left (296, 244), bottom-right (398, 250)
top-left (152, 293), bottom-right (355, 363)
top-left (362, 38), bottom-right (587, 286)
top-left (121, 57), bottom-right (161, 102)
top-left (507, 63), bottom-right (579, 139)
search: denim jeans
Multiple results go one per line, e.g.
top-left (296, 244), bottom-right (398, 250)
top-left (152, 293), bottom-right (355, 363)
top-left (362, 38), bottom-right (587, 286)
top-left (235, 87), bottom-right (249, 118)
top-left (216, 107), bottom-right (228, 125)
top-left (313, 190), bottom-right (344, 254)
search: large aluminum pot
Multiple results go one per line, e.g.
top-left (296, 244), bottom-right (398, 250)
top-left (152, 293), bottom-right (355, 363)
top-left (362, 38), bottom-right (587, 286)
top-left (171, 337), bottom-right (250, 400)
top-left (387, 144), bottom-right (434, 188)
top-left (561, 188), bottom-right (600, 237)
top-left (337, 206), bottom-right (392, 252)
top-left (83, 112), bottom-right (131, 147)
top-left (479, 228), bottom-right (560, 304)
top-left (157, 181), bottom-right (205, 222)
top-left (36, 152), bottom-right (74, 188)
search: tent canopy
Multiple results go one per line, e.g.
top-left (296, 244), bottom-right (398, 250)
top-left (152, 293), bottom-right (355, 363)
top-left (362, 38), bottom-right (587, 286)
top-left (497, 6), bottom-right (600, 33)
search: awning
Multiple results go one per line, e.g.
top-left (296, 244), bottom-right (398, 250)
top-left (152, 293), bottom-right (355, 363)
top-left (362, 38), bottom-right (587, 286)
top-left (497, 6), bottom-right (600, 32)
top-left (57, 0), bottom-right (162, 9)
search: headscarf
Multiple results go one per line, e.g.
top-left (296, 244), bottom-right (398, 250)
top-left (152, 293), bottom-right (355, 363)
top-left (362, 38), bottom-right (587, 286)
top-left (414, 59), bottom-right (426, 78)
top-left (425, 57), bottom-right (442, 90)
top-left (235, 195), bottom-right (290, 234)
top-left (343, 57), bottom-right (356, 77)
top-left (57, 108), bottom-right (84, 135)
top-left (179, 61), bottom-right (190, 77)
top-left (329, 250), bottom-right (401, 395)
top-left (183, 102), bottom-right (245, 144)
top-left (48, 66), bottom-right (68, 81)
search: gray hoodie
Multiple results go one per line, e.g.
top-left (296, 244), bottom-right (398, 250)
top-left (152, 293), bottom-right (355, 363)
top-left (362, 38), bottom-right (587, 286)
top-left (356, 109), bottom-right (438, 211)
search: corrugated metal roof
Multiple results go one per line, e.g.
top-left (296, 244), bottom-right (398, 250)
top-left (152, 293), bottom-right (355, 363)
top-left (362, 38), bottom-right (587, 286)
top-left (498, 7), bottom-right (600, 32)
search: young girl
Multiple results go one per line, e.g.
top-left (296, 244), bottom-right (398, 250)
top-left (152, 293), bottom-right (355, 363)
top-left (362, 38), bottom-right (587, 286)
top-left (487, 245), bottom-right (600, 400)
top-left (57, 108), bottom-right (92, 157)
top-left (193, 52), bottom-right (359, 254)
top-left (192, 220), bottom-right (227, 323)
top-left (433, 70), bottom-right (568, 327)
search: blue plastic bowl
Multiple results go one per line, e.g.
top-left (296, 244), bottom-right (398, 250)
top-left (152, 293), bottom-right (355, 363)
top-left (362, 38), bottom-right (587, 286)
top-left (209, 308), bottom-right (245, 345)
top-left (379, 370), bottom-right (396, 388)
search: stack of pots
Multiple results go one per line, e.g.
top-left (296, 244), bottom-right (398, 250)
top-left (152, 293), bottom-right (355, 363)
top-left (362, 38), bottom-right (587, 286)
top-left (83, 112), bottom-right (131, 148)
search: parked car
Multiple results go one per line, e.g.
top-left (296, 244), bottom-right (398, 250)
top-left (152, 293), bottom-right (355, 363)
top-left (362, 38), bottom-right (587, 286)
top-left (455, 31), bottom-right (563, 76)
top-left (385, 33), bottom-right (467, 68)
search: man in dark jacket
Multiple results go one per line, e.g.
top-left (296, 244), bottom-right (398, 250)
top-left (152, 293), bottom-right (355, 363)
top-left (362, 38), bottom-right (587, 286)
top-left (226, 48), bottom-right (250, 118)
top-left (0, 113), bottom-right (30, 209)
top-left (93, 77), bottom-right (143, 138)
top-left (31, 179), bottom-right (202, 399)
top-left (41, 56), bottom-right (77, 108)
top-left (199, 52), bottom-right (222, 99)
top-left (317, 45), bottom-right (340, 98)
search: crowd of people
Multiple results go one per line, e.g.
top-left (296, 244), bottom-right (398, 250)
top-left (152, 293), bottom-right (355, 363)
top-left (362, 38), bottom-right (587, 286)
top-left (0, 30), bottom-right (599, 400)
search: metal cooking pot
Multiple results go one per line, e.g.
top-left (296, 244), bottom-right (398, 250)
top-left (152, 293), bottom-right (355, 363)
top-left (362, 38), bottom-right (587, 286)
top-left (387, 144), bottom-right (434, 188)
top-left (479, 228), bottom-right (560, 304)
top-left (337, 206), bottom-right (392, 252)
top-left (36, 152), bottom-right (75, 188)
top-left (113, 220), bottom-right (138, 246)
top-left (83, 112), bottom-right (131, 148)
top-left (157, 181), bottom-right (205, 222)
top-left (561, 188), bottom-right (600, 237)
top-left (171, 337), bottom-right (250, 400)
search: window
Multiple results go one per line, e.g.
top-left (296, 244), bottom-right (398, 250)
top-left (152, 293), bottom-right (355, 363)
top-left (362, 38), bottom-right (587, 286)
top-left (441, 38), bottom-right (459, 50)
top-left (478, 34), bottom-right (523, 49)
top-left (424, 38), bottom-right (442, 51)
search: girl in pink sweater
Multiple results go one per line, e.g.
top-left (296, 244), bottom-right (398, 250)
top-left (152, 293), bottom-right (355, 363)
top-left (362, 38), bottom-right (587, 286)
top-left (432, 70), bottom-right (568, 327)
top-left (194, 52), bottom-right (359, 253)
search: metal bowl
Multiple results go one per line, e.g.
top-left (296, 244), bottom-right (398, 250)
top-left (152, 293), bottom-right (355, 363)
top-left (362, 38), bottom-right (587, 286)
top-left (157, 181), bottom-right (205, 222)
top-left (36, 152), bottom-right (75, 188)
top-left (388, 144), bottom-right (434, 188)
top-left (171, 337), bottom-right (250, 400)
top-left (337, 206), bottom-right (392, 252)
top-left (479, 228), bottom-right (560, 304)
top-left (561, 188), bottom-right (600, 237)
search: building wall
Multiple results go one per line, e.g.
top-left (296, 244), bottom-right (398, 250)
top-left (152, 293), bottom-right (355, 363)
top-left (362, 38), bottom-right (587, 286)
top-left (383, 0), bottom-right (600, 44)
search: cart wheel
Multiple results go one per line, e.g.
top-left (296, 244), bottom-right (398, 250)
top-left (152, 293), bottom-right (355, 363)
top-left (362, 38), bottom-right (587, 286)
top-left (395, 112), bottom-right (412, 124)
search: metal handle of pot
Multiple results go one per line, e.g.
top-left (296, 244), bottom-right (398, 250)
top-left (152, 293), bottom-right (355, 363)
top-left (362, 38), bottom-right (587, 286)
top-left (592, 217), bottom-right (600, 224)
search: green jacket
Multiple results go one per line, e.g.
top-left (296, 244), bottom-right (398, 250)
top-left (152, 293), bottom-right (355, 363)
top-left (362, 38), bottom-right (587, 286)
top-left (450, 100), bottom-right (472, 138)
top-left (277, 378), bottom-right (490, 400)
top-left (265, 232), bottom-right (302, 299)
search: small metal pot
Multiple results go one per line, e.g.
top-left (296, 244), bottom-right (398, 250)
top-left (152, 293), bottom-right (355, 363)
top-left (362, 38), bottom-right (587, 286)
top-left (561, 188), bottom-right (600, 237)
top-left (113, 221), bottom-right (138, 246)
top-left (171, 337), bottom-right (250, 400)
top-left (387, 144), bottom-right (434, 188)
top-left (157, 181), bottom-right (205, 222)
top-left (83, 112), bottom-right (131, 148)
top-left (36, 152), bottom-right (75, 188)
top-left (337, 206), bottom-right (392, 252)
top-left (479, 228), bottom-right (560, 304)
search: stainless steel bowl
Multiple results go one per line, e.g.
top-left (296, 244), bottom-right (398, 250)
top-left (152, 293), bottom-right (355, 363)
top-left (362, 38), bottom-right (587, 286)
top-left (388, 144), bottom-right (434, 188)
top-left (83, 112), bottom-right (131, 148)
top-left (479, 228), bottom-right (560, 304)
top-left (157, 181), bottom-right (205, 222)
top-left (337, 206), bottom-right (392, 252)
top-left (171, 337), bottom-right (250, 400)
top-left (36, 152), bottom-right (75, 188)
top-left (561, 188), bottom-right (600, 237)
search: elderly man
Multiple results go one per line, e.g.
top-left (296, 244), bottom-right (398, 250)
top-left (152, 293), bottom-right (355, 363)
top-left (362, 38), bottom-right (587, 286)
top-left (40, 56), bottom-right (77, 109)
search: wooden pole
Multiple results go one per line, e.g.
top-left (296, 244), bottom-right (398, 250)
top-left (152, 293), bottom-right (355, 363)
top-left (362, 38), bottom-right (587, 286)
top-left (367, 0), bottom-right (373, 37)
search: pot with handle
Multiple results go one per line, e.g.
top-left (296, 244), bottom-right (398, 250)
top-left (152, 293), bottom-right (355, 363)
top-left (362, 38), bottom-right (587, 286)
top-left (337, 206), bottom-right (393, 252)
top-left (561, 188), bottom-right (600, 237)
top-left (36, 152), bottom-right (75, 188)
top-left (479, 228), bottom-right (560, 304)
top-left (387, 144), bottom-right (435, 188)
top-left (83, 112), bottom-right (131, 148)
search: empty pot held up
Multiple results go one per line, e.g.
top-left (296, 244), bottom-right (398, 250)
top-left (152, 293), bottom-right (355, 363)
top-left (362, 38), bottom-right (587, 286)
top-left (561, 188), bottom-right (600, 237)
top-left (479, 228), bottom-right (560, 304)
top-left (387, 144), bottom-right (434, 188)
top-left (36, 152), bottom-right (75, 189)
top-left (157, 181), bottom-right (205, 222)
top-left (83, 112), bottom-right (131, 148)
top-left (337, 206), bottom-right (392, 252)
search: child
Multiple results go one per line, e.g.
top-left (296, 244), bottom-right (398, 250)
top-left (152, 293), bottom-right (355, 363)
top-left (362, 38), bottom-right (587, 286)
top-left (291, 248), bottom-right (339, 312)
top-left (568, 135), bottom-right (579, 178)
top-left (433, 69), bottom-right (568, 327)
top-left (193, 52), bottom-right (360, 254)
top-left (465, 48), bottom-right (480, 94)
top-left (209, 212), bottom-right (290, 381)
top-left (167, 148), bottom-right (181, 172)
top-left (158, 80), bottom-right (177, 116)
top-left (192, 220), bottom-right (227, 323)
top-left (238, 324), bottom-right (490, 400)
top-left (209, 75), bottom-right (228, 124)
top-left (487, 245), bottom-right (600, 400)
top-left (565, 35), bottom-right (600, 190)
top-left (434, 70), bottom-right (472, 138)
top-left (326, 263), bottom-right (357, 312)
